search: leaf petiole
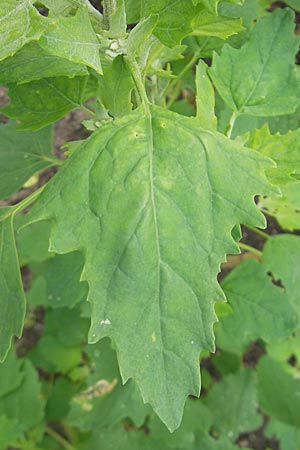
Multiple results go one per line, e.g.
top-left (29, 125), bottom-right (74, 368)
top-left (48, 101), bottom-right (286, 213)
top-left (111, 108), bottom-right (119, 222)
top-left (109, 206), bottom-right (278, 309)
top-left (45, 425), bottom-right (78, 450)
top-left (238, 242), bottom-right (262, 257)
top-left (246, 225), bottom-right (270, 240)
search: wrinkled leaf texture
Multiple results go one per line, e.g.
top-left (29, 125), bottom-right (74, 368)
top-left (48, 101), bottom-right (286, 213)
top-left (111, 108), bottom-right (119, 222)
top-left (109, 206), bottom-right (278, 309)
top-left (23, 106), bottom-right (274, 430)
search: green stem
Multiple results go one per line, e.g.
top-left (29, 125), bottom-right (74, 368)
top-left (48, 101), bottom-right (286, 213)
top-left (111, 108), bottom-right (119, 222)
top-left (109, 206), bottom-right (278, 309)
top-left (81, 105), bottom-right (96, 118)
top-left (45, 425), bottom-right (77, 450)
top-left (125, 57), bottom-right (150, 114)
top-left (226, 110), bottom-right (239, 138)
top-left (238, 242), bottom-right (262, 257)
top-left (103, 0), bottom-right (114, 30)
top-left (246, 225), bottom-right (269, 240)
top-left (164, 52), bottom-right (201, 108)
top-left (166, 81), bottom-right (182, 108)
top-left (12, 185), bottom-right (45, 216)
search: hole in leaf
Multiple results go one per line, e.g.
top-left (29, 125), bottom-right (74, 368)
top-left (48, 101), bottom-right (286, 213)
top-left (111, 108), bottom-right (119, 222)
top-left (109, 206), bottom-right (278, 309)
top-left (267, 271), bottom-right (285, 289)
top-left (288, 354), bottom-right (297, 367)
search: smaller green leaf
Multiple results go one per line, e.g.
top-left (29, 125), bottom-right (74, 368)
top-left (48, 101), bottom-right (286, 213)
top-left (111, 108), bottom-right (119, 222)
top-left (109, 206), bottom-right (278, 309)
top-left (285, 0), bottom-right (300, 11)
top-left (44, 307), bottom-right (90, 347)
top-left (37, 0), bottom-right (80, 16)
top-left (196, 61), bottom-right (217, 130)
top-left (209, 9), bottom-right (300, 116)
top-left (192, 8), bottom-right (244, 39)
top-left (247, 125), bottom-right (300, 185)
top-left (0, 121), bottom-right (56, 200)
top-left (28, 252), bottom-right (88, 309)
top-left (16, 220), bottom-right (53, 266)
top-left (46, 377), bottom-right (77, 421)
top-left (0, 415), bottom-right (23, 450)
top-left (204, 369), bottom-right (262, 440)
top-left (125, 0), bottom-right (141, 23)
top-left (267, 333), bottom-right (300, 365)
top-left (257, 355), bottom-right (300, 427)
top-left (68, 339), bottom-right (149, 431)
top-left (263, 234), bottom-right (300, 316)
top-left (29, 335), bottom-right (83, 373)
top-left (0, 359), bottom-right (44, 430)
top-left (98, 55), bottom-right (134, 117)
top-left (0, 208), bottom-right (26, 362)
top-left (259, 182), bottom-right (300, 231)
top-left (127, 15), bottom-right (158, 61)
top-left (0, 43), bottom-right (88, 86)
top-left (216, 259), bottom-right (298, 353)
top-left (104, 0), bottom-right (127, 38)
top-left (266, 418), bottom-right (299, 450)
top-left (2, 76), bottom-right (88, 130)
top-left (194, 432), bottom-right (250, 450)
top-left (148, 400), bottom-right (212, 449)
top-left (0, 0), bottom-right (53, 61)
top-left (141, 0), bottom-right (200, 46)
top-left (39, 6), bottom-right (102, 74)
top-left (0, 348), bottom-right (24, 398)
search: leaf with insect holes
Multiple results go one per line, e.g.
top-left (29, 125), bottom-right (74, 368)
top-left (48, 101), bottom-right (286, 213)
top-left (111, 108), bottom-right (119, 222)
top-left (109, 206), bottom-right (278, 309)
top-left (263, 234), bottom-right (300, 319)
top-left (216, 259), bottom-right (298, 354)
top-left (22, 105), bottom-right (274, 430)
top-left (259, 182), bottom-right (300, 231)
top-left (0, 208), bottom-right (26, 362)
top-left (209, 9), bottom-right (300, 117)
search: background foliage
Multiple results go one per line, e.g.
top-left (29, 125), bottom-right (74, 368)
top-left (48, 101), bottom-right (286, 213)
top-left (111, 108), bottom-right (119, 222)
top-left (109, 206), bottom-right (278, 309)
top-left (0, 0), bottom-right (300, 448)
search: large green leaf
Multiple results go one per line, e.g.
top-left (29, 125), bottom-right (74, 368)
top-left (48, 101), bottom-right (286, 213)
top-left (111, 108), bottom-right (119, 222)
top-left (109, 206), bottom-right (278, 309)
top-left (209, 9), bottom-right (300, 116)
top-left (0, 43), bottom-right (88, 86)
top-left (204, 369), bottom-right (262, 440)
top-left (0, 208), bottom-right (26, 362)
top-left (39, 6), bottom-right (102, 74)
top-left (23, 106), bottom-right (273, 430)
top-left (0, 0), bottom-right (53, 62)
top-left (0, 121), bottom-right (56, 200)
top-left (216, 259), bottom-right (298, 353)
top-left (2, 76), bottom-right (88, 130)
